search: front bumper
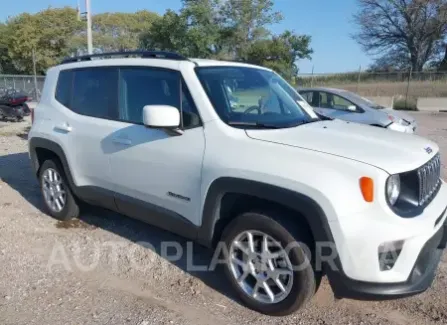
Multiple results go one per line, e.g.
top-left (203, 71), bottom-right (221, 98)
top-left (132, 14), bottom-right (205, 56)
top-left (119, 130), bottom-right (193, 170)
top-left (328, 216), bottom-right (447, 300)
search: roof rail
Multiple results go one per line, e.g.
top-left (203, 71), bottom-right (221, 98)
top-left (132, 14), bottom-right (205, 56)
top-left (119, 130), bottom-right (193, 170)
top-left (60, 50), bottom-right (188, 64)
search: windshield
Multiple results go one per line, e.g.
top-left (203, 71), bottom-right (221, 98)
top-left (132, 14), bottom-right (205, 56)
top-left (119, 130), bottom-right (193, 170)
top-left (345, 91), bottom-right (385, 109)
top-left (195, 66), bottom-right (317, 128)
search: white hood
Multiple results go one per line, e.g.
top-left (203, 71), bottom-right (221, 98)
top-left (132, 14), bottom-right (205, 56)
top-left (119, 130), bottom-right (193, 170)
top-left (246, 120), bottom-right (438, 174)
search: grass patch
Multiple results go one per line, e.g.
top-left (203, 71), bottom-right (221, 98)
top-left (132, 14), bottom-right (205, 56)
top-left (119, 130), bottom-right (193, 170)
top-left (393, 95), bottom-right (418, 111)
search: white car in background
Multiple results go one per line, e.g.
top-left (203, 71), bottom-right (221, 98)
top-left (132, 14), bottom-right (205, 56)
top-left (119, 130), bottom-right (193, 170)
top-left (298, 87), bottom-right (417, 133)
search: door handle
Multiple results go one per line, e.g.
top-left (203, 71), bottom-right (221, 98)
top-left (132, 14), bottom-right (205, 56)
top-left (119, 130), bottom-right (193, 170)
top-left (112, 138), bottom-right (132, 146)
top-left (54, 123), bottom-right (72, 133)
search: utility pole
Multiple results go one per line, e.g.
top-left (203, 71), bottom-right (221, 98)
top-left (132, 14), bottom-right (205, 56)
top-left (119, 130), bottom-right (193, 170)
top-left (356, 65), bottom-right (362, 92)
top-left (310, 65), bottom-right (314, 87)
top-left (85, 0), bottom-right (93, 54)
top-left (32, 48), bottom-right (39, 100)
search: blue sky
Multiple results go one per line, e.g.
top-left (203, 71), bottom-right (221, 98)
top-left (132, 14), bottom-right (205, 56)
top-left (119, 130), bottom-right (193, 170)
top-left (2, 0), bottom-right (372, 73)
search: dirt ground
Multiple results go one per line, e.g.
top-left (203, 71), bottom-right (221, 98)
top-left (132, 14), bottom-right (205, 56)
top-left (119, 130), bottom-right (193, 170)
top-left (0, 113), bottom-right (447, 325)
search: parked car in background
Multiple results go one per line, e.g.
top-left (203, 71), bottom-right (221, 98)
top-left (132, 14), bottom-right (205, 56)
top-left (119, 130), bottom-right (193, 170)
top-left (298, 87), bottom-right (417, 133)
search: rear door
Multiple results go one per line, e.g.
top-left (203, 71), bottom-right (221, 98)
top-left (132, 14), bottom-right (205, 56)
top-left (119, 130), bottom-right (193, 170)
top-left (53, 67), bottom-right (120, 207)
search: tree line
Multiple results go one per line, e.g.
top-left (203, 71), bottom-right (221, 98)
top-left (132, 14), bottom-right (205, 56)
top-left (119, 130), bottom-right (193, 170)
top-left (3, 0), bottom-right (444, 77)
top-left (354, 0), bottom-right (447, 72)
top-left (0, 0), bottom-right (313, 79)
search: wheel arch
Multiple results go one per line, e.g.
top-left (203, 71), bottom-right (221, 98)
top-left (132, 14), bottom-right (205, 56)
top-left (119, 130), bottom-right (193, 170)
top-left (197, 177), bottom-right (334, 248)
top-left (29, 137), bottom-right (76, 190)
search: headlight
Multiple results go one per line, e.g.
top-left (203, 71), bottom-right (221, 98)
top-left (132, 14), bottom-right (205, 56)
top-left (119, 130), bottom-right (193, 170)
top-left (386, 175), bottom-right (401, 205)
top-left (387, 114), bottom-right (406, 126)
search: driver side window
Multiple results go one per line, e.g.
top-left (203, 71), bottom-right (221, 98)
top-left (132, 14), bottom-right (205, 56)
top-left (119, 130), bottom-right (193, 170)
top-left (319, 92), bottom-right (356, 111)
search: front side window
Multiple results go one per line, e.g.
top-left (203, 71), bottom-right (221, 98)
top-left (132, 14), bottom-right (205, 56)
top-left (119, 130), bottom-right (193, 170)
top-left (318, 92), bottom-right (356, 111)
top-left (71, 68), bottom-right (118, 119)
top-left (118, 67), bottom-right (200, 128)
top-left (196, 66), bottom-right (316, 129)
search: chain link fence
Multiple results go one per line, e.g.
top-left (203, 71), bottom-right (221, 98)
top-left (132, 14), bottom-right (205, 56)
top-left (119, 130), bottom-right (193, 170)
top-left (0, 74), bottom-right (45, 100)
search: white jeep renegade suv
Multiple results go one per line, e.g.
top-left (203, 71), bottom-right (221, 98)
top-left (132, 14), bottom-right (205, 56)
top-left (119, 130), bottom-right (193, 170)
top-left (29, 51), bottom-right (447, 316)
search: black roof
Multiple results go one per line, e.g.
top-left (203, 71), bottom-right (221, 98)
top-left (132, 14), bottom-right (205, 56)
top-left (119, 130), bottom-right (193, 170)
top-left (61, 50), bottom-right (188, 64)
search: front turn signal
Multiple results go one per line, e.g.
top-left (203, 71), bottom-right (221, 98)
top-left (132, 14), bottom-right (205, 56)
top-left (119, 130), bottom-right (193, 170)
top-left (359, 177), bottom-right (374, 202)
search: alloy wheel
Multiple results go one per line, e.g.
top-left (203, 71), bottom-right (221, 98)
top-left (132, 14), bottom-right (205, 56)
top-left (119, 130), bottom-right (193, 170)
top-left (42, 168), bottom-right (66, 213)
top-left (229, 230), bottom-right (294, 304)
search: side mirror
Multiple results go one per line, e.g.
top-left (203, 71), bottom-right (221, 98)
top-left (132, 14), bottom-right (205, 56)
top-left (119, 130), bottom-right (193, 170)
top-left (347, 105), bottom-right (357, 112)
top-left (142, 105), bottom-right (183, 135)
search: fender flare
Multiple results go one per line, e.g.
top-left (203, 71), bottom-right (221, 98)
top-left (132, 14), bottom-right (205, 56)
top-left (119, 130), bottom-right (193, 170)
top-left (28, 137), bottom-right (77, 192)
top-left (196, 177), bottom-right (335, 247)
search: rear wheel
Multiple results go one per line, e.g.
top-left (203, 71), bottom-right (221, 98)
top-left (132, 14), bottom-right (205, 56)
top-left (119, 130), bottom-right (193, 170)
top-left (39, 160), bottom-right (79, 220)
top-left (221, 211), bottom-right (317, 316)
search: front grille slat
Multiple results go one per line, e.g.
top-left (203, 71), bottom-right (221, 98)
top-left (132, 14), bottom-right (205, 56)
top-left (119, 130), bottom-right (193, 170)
top-left (417, 153), bottom-right (441, 206)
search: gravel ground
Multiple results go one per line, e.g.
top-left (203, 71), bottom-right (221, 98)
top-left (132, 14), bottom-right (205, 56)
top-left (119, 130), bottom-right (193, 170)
top-left (0, 113), bottom-right (447, 325)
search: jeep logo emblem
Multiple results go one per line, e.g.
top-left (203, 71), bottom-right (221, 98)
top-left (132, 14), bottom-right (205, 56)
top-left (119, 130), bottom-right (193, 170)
top-left (424, 147), bottom-right (433, 154)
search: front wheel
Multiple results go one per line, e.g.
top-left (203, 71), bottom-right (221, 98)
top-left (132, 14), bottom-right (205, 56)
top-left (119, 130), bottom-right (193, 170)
top-left (15, 106), bottom-right (25, 121)
top-left (221, 211), bottom-right (318, 316)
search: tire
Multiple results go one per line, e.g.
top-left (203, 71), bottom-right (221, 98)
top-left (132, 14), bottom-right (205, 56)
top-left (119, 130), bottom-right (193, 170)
top-left (15, 107), bottom-right (24, 121)
top-left (39, 159), bottom-right (80, 221)
top-left (221, 210), bottom-right (318, 316)
top-left (22, 104), bottom-right (31, 116)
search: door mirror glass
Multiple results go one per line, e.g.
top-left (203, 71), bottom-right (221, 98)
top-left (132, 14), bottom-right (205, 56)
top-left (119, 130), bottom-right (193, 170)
top-left (143, 105), bottom-right (180, 129)
top-left (347, 105), bottom-right (357, 112)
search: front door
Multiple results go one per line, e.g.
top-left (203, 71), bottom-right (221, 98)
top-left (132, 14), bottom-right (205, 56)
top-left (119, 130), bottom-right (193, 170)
top-left (108, 66), bottom-right (205, 226)
top-left (315, 91), bottom-right (365, 123)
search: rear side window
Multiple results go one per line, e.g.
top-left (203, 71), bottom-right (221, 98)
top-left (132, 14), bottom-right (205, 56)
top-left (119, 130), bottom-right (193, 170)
top-left (55, 70), bottom-right (72, 107)
top-left (71, 68), bottom-right (118, 119)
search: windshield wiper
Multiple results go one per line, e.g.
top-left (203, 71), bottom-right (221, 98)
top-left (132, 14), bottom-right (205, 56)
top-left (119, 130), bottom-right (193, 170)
top-left (292, 118), bottom-right (324, 126)
top-left (227, 121), bottom-right (280, 129)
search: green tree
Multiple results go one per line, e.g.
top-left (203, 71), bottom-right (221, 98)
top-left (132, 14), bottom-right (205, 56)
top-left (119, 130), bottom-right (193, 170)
top-left (140, 1), bottom-right (222, 57)
top-left (6, 7), bottom-right (83, 74)
top-left (245, 31), bottom-right (313, 79)
top-left (140, 0), bottom-right (285, 59)
top-left (91, 11), bottom-right (159, 52)
top-left (139, 10), bottom-right (191, 54)
top-left (181, 0), bottom-right (223, 57)
top-left (0, 23), bottom-right (19, 74)
top-left (140, 0), bottom-right (312, 78)
top-left (220, 0), bottom-right (283, 58)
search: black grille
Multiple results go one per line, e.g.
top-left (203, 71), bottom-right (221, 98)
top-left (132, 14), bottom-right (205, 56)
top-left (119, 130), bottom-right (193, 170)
top-left (417, 153), bottom-right (441, 206)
